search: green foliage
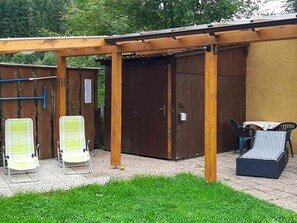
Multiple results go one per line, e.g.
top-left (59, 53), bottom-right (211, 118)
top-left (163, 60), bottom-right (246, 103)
top-left (67, 56), bottom-right (98, 67)
top-left (0, 174), bottom-right (296, 222)
top-left (41, 52), bottom-right (57, 66)
top-left (0, 52), bottom-right (47, 65)
top-left (65, 0), bottom-right (129, 35)
top-left (30, 0), bottom-right (70, 36)
top-left (65, 0), bottom-right (259, 35)
top-left (0, 0), bottom-right (32, 37)
top-left (234, 0), bottom-right (261, 18)
top-left (284, 0), bottom-right (297, 12)
top-left (0, 0), bottom-right (70, 38)
top-left (38, 29), bottom-right (61, 37)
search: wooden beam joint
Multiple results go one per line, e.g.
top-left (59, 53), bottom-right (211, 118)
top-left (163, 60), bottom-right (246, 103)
top-left (57, 77), bottom-right (67, 87)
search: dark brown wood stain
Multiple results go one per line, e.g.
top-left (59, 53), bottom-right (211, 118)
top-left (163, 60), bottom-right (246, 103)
top-left (36, 69), bottom-right (55, 159)
top-left (80, 70), bottom-right (95, 151)
top-left (103, 45), bottom-right (247, 160)
top-left (0, 64), bottom-right (99, 159)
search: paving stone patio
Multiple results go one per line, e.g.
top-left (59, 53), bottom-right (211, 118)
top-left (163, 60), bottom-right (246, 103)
top-left (0, 149), bottom-right (296, 212)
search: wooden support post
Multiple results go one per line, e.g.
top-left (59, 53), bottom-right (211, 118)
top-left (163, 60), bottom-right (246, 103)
top-left (204, 45), bottom-right (218, 183)
top-left (56, 56), bottom-right (67, 145)
top-left (111, 52), bottom-right (122, 167)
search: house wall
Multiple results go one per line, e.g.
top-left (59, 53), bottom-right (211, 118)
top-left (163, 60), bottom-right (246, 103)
top-left (246, 39), bottom-right (297, 152)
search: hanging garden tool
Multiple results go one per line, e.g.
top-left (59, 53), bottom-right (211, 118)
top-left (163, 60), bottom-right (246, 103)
top-left (0, 87), bottom-right (47, 109)
top-left (0, 76), bottom-right (57, 83)
top-left (0, 75), bottom-right (56, 109)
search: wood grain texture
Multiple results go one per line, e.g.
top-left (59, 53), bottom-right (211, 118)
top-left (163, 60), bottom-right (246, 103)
top-left (0, 67), bottom-right (18, 150)
top-left (36, 68), bottom-right (55, 159)
top-left (19, 67), bottom-right (37, 152)
top-left (56, 56), bottom-right (67, 147)
top-left (175, 46), bottom-right (247, 157)
top-left (0, 64), bottom-right (98, 160)
top-left (204, 45), bottom-right (218, 183)
top-left (0, 37), bottom-right (108, 53)
top-left (0, 67), bottom-right (18, 119)
top-left (80, 70), bottom-right (95, 151)
top-left (111, 52), bottom-right (122, 166)
top-left (68, 70), bottom-right (81, 115)
top-left (167, 64), bottom-right (172, 159)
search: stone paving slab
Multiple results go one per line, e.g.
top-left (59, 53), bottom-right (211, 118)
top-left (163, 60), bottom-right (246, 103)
top-left (0, 149), bottom-right (296, 213)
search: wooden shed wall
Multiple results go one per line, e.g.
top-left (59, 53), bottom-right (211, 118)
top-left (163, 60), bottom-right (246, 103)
top-left (174, 46), bottom-right (246, 158)
top-left (0, 64), bottom-right (99, 160)
top-left (104, 57), bottom-right (170, 157)
top-left (104, 46), bottom-right (247, 160)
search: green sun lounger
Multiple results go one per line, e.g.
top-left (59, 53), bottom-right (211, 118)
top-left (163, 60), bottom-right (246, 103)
top-left (57, 116), bottom-right (92, 174)
top-left (2, 118), bottom-right (40, 183)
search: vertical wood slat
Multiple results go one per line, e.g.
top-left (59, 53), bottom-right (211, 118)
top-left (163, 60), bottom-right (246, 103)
top-left (19, 67), bottom-right (37, 149)
top-left (81, 70), bottom-right (95, 151)
top-left (167, 64), bottom-right (172, 159)
top-left (56, 56), bottom-right (67, 145)
top-left (111, 52), bottom-right (122, 166)
top-left (68, 70), bottom-right (81, 115)
top-left (93, 70), bottom-right (100, 148)
top-left (0, 64), bottom-right (98, 160)
top-left (37, 69), bottom-right (54, 159)
top-left (93, 70), bottom-right (98, 111)
top-left (204, 45), bottom-right (218, 183)
top-left (0, 67), bottom-right (18, 150)
top-left (0, 67), bottom-right (18, 119)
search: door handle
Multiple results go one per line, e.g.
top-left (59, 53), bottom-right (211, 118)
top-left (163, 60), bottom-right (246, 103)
top-left (159, 105), bottom-right (166, 116)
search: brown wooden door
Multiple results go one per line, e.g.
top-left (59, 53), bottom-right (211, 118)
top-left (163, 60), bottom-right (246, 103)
top-left (132, 64), bottom-right (168, 159)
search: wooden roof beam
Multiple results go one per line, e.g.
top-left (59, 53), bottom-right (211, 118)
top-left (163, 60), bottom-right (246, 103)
top-left (0, 37), bottom-right (108, 54)
top-left (218, 25), bottom-right (297, 44)
top-left (118, 24), bottom-right (297, 53)
top-left (56, 24), bottom-right (297, 57)
top-left (56, 45), bottom-right (118, 57)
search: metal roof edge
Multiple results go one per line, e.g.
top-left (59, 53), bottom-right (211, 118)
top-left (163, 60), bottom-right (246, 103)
top-left (105, 14), bottom-right (297, 44)
top-left (0, 63), bottom-right (102, 71)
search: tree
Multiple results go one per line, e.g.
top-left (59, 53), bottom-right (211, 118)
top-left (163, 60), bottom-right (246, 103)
top-left (0, 0), bottom-right (32, 38)
top-left (30, 0), bottom-right (71, 36)
top-left (0, 0), bottom-right (71, 38)
top-left (0, 0), bottom-right (72, 66)
top-left (65, 0), bottom-right (259, 35)
top-left (284, 0), bottom-right (297, 12)
top-left (65, 0), bottom-right (129, 35)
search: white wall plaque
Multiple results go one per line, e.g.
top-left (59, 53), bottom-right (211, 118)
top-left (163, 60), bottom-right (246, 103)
top-left (84, 79), bottom-right (92, 104)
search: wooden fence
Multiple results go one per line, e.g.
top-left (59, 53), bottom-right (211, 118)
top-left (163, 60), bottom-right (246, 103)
top-left (0, 64), bottom-right (99, 160)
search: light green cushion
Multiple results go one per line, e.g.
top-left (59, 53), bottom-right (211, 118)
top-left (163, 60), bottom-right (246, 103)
top-left (59, 116), bottom-right (89, 162)
top-left (5, 118), bottom-right (39, 170)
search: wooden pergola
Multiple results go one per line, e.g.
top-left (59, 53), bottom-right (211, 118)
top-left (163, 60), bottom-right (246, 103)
top-left (1, 14), bottom-right (297, 182)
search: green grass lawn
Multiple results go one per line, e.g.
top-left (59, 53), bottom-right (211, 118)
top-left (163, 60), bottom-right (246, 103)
top-left (0, 174), bottom-right (296, 223)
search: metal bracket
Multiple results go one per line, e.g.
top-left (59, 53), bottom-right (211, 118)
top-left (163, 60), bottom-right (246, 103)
top-left (203, 45), bottom-right (218, 54)
top-left (58, 78), bottom-right (66, 87)
top-left (214, 44), bottom-right (218, 54)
